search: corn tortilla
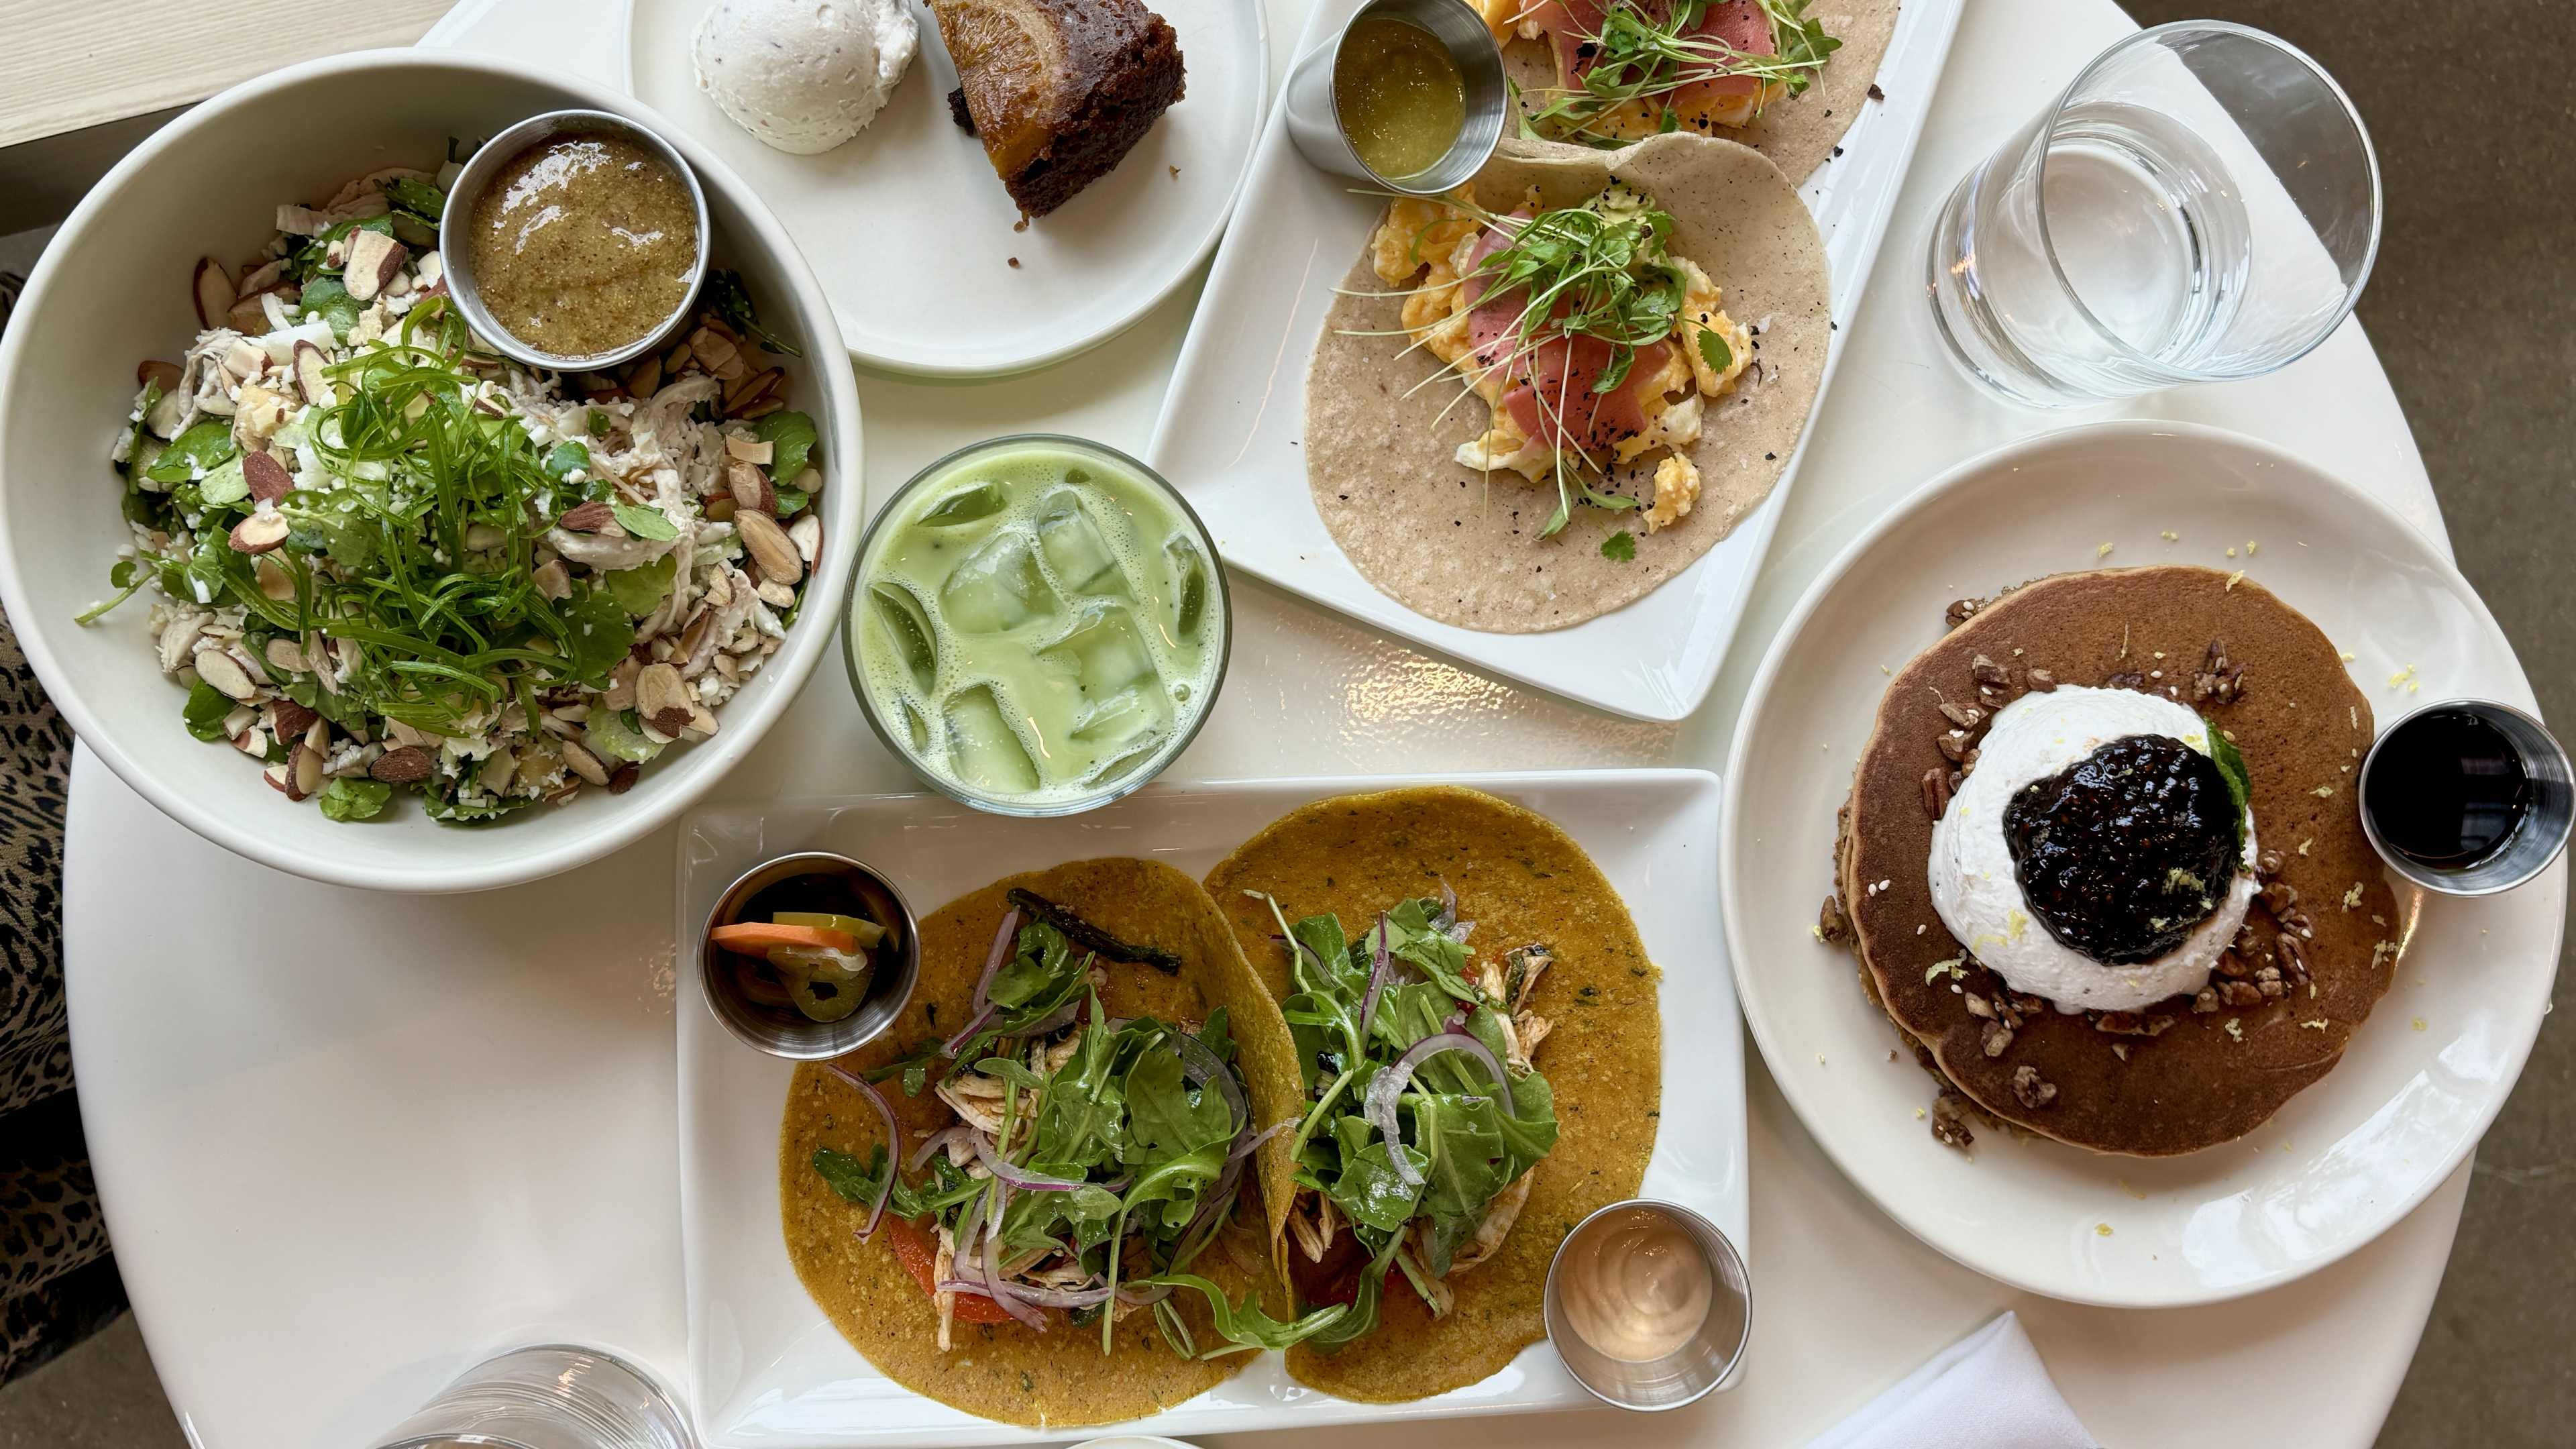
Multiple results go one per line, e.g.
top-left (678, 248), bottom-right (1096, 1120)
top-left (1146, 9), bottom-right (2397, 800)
top-left (1203, 786), bottom-right (1663, 1402)
top-left (1305, 133), bottom-right (1829, 633)
top-left (779, 857), bottom-right (1307, 1428)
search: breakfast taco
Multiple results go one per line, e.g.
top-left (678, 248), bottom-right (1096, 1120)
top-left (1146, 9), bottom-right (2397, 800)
top-left (1306, 132), bottom-right (1827, 633)
top-left (778, 858), bottom-right (1320, 1427)
top-left (1476, 0), bottom-right (1901, 180)
top-left (1204, 786), bottom-right (1663, 1403)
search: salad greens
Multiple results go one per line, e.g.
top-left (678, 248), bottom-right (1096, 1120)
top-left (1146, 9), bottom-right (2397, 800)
top-left (1263, 894), bottom-right (1558, 1344)
top-left (814, 916), bottom-right (1348, 1358)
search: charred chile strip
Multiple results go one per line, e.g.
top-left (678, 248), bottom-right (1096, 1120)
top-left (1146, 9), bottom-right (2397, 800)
top-left (1005, 888), bottom-right (1182, 975)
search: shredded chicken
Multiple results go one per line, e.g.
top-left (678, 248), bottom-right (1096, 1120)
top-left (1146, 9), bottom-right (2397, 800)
top-left (932, 1223), bottom-right (958, 1352)
top-left (1449, 1171), bottom-right (1532, 1275)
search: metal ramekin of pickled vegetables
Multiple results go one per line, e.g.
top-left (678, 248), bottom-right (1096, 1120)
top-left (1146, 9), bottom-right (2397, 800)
top-left (702, 851), bottom-right (921, 1058)
top-left (843, 435), bottom-right (1230, 816)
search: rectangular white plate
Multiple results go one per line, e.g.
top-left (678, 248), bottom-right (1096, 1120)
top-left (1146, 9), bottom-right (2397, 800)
top-left (676, 769), bottom-right (1740, 1446)
top-left (1147, 0), bottom-right (1964, 721)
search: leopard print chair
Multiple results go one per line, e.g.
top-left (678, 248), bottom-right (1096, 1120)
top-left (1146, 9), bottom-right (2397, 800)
top-left (0, 265), bottom-right (129, 1381)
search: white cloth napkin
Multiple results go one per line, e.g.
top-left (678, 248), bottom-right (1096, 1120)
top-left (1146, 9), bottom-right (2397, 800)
top-left (1806, 1311), bottom-right (2100, 1449)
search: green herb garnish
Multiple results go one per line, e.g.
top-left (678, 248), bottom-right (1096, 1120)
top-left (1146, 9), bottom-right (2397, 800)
top-left (1601, 530), bottom-right (1637, 561)
top-left (1521, 0), bottom-right (1842, 148)
top-left (2204, 719), bottom-right (2253, 863)
top-left (705, 270), bottom-right (804, 358)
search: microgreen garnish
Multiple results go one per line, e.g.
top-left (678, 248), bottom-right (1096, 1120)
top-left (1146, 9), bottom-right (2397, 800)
top-left (705, 270), bottom-right (804, 358)
top-left (1517, 0), bottom-right (1841, 147)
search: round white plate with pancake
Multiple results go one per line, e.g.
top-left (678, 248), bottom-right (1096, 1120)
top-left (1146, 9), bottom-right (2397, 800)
top-left (624, 0), bottom-right (1267, 376)
top-left (1720, 421), bottom-right (2565, 1307)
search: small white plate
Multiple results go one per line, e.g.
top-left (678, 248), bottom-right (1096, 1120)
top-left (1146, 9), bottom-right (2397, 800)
top-left (675, 769), bottom-right (1741, 1445)
top-left (624, 0), bottom-right (1267, 376)
top-left (1721, 421), bottom-right (2566, 1307)
top-left (1145, 0), bottom-right (1964, 721)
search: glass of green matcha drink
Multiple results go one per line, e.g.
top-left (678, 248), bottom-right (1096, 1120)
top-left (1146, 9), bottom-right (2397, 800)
top-left (845, 435), bottom-right (1230, 816)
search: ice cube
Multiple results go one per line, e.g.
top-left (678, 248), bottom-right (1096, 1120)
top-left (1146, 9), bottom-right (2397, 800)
top-left (1086, 731), bottom-right (1169, 788)
top-left (1071, 682), bottom-right (1171, 744)
top-left (1035, 490), bottom-right (1129, 598)
top-left (1163, 533), bottom-right (1210, 643)
top-left (936, 527), bottom-right (1059, 635)
top-left (1042, 604), bottom-right (1159, 701)
top-left (916, 480), bottom-right (1008, 527)
top-left (869, 582), bottom-right (940, 692)
top-left (943, 684), bottom-right (1040, 794)
top-left (896, 696), bottom-right (932, 755)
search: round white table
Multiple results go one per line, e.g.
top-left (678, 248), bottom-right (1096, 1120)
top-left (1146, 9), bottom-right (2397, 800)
top-left (64, 0), bottom-right (2467, 1445)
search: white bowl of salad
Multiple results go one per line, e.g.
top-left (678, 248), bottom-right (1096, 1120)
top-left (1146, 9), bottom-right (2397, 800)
top-left (0, 50), bottom-right (861, 892)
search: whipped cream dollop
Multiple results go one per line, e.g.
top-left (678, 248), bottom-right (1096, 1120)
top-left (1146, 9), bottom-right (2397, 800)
top-left (1927, 686), bottom-right (2255, 1014)
top-left (692, 0), bottom-right (918, 155)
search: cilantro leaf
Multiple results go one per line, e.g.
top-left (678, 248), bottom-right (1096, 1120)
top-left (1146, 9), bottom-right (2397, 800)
top-left (1601, 530), bottom-right (1637, 561)
top-left (1697, 325), bottom-right (1733, 375)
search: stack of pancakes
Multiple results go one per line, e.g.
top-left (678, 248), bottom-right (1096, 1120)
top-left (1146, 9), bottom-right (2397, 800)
top-left (1833, 566), bottom-right (2401, 1156)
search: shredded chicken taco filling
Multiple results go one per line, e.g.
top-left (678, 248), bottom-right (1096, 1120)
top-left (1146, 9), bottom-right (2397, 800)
top-left (1255, 892), bottom-right (1562, 1342)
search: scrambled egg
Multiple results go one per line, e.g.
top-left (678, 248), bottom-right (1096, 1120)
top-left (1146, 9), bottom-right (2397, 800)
top-left (1370, 192), bottom-right (1754, 495)
top-left (1646, 454), bottom-right (1701, 533)
top-left (1471, 0), bottom-right (1787, 139)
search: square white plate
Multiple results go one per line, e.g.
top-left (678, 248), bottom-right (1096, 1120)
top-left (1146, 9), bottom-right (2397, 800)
top-left (675, 769), bottom-right (1741, 1445)
top-left (1146, 0), bottom-right (1964, 721)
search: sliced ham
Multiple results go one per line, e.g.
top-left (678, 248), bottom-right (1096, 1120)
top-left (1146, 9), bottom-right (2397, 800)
top-left (1457, 211), bottom-right (1673, 455)
top-left (1529, 0), bottom-right (1775, 105)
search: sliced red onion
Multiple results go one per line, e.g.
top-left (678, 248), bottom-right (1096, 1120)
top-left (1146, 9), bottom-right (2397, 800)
top-left (939, 908), bottom-right (1026, 1055)
top-left (822, 1061), bottom-right (900, 1242)
top-left (973, 1132), bottom-right (1090, 1191)
top-left (1358, 910), bottom-right (1395, 1042)
top-left (939, 1003), bottom-right (996, 1059)
top-left (1018, 998), bottom-right (1083, 1040)
top-left (1116, 1280), bottom-right (1175, 1307)
top-left (1364, 1032), bottom-right (1515, 1188)
top-left (908, 1124), bottom-right (972, 1173)
top-left (943, 1274), bottom-right (1117, 1309)
top-left (1232, 1118), bottom-right (1292, 1160)
top-left (1169, 1028), bottom-right (1247, 1129)
top-left (983, 1214), bottom-right (1050, 1332)
top-left (1436, 881), bottom-right (1458, 928)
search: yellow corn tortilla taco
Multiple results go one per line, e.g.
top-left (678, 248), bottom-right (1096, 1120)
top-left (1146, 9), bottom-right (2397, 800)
top-left (1476, 0), bottom-right (1902, 180)
top-left (778, 857), bottom-right (1308, 1428)
top-left (1203, 786), bottom-right (1664, 1403)
top-left (1305, 132), bottom-right (1829, 633)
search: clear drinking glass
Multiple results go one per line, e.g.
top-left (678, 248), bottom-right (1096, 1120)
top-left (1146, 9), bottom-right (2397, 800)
top-left (370, 1345), bottom-right (694, 1449)
top-left (1926, 21), bottom-right (2380, 407)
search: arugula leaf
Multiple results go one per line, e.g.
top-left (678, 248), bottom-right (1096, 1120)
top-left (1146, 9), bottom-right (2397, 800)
top-left (319, 777), bottom-right (394, 822)
top-left (120, 379), bottom-right (165, 480)
top-left (299, 276), bottom-right (364, 341)
top-left (425, 791), bottom-right (536, 826)
top-left (384, 176), bottom-right (447, 227)
top-left (751, 410), bottom-right (818, 484)
top-left (771, 485), bottom-right (811, 517)
top-left (1126, 1046), bottom-right (1237, 1163)
top-left (196, 455), bottom-right (250, 508)
top-left (143, 419), bottom-right (239, 485)
top-left (1601, 530), bottom-right (1637, 561)
top-left (1141, 1273), bottom-right (1348, 1356)
top-left (181, 681), bottom-right (235, 741)
top-left (609, 503), bottom-right (680, 541)
top-left (704, 270), bottom-right (805, 357)
top-left (604, 553), bottom-right (677, 616)
top-left (555, 586), bottom-right (638, 686)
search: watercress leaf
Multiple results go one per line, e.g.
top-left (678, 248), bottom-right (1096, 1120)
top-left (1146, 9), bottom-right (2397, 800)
top-left (771, 485), bottom-right (811, 517)
top-left (555, 585), bottom-right (637, 685)
top-left (751, 409), bottom-right (817, 483)
top-left (1601, 530), bottom-right (1637, 561)
top-left (608, 502), bottom-right (680, 541)
top-left (299, 276), bottom-right (363, 341)
top-left (143, 419), bottom-right (239, 484)
top-left (318, 777), bottom-right (394, 822)
top-left (196, 455), bottom-right (250, 508)
top-left (541, 439), bottom-right (591, 482)
top-left (602, 553), bottom-right (676, 616)
top-left (182, 681), bottom-right (234, 741)
top-left (384, 176), bottom-right (447, 226)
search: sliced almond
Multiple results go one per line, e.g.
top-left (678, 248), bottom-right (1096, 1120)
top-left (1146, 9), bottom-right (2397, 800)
top-left (193, 257), bottom-right (235, 329)
top-left (236, 729), bottom-right (270, 758)
top-left (238, 258), bottom-right (287, 296)
top-left (254, 554), bottom-right (297, 602)
top-left (244, 451), bottom-right (294, 503)
top-left (723, 367), bottom-right (782, 415)
top-left (788, 513), bottom-right (821, 566)
top-left (682, 701), bottom-right (718, 740)
top-left (303, 717), bottom-right (331, 758)
top-left (688, 326), bottom-right (741, 379)
top-left (343, 229), bottom-right (409, 303)
top-left (724, 433), bottom-right (774, 466)
top-left (623, 352), bottom-right (663, 400)
top-left (735, 510), bottom-right (802, 585)
top-left (158, 616), bottom-right (206, 673)
top-left (292, 340), bottom-right (333, 406)
top-left (137, 359), bottom-right (184, 392)
top-left (195, 647), bottom-right (256, 701)
top-left (531, 559), bottom-right (573, 600)
top-left (636, 662), bottom-right (693, 737)
top-left (737, 397), bottom-right (783, 421)
top-left (370, 746), bottom-right (433, 784)
top-left (602, 656), bottom-right (641, 712)
top-left (557, 500), bottom-right (616, 533)
top-left (221, 337), bottom-right (270, 382)
top-left (608, 763), bottom-right (640, 794)
top-left (229, 512), bottom-right (290, 554)
top-left (270, 698), bottom-right (320, 739)
top-left (265, 637), bottom-right (311, 676)
top-left (227, 288), bottom-right (280, 335)
top-left (756, 579), bottom-right (796, 610)
top-left (264, 762), bottom-right (291, 794)
top-left (791, 466), bottom-right (822, 495)
top-left (560, 738), bottom-right (612, 787)
top-left (724, 458), bottom-right (774, 516)
top-left (704, 495), bottom-right (738, 523)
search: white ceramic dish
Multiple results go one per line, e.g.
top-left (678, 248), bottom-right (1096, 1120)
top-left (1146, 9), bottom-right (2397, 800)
top-left (1146, 0), bottom-right (1964, 722)
top-left (0, 50), bottom-right (863, 894)
top-left (623, 0), bottom-right (1267, 377)
top-left (674, 769), bottom-right (1741, 1446)
top-left (1720, 421), bottom-right (2566, 1307)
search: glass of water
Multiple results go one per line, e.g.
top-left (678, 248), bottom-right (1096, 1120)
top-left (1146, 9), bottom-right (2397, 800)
top-left (370, 1345), bottom-right (694, 1449)
top-left (1926, 21), bottom-right (2379, 407)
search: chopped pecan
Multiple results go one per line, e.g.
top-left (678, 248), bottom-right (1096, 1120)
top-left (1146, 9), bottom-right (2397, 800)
top-left (1922, 767), bottom-right (1951, 821)
top-left (1817, 893), bottom-right (1850, 943)
top-left (2093, 1010), bottom-right (2176, 1038)
top-left (1930, 1089), bottom-right (1978, 1151)
top-left (2220, 980), bottom-right (2265, 1008)
top-left (1981, 1018), bottom-right (2015, 1058)
top-left (2025, 667), bottom-right (2058, 692)
top-left (2010, 1065), bottom-right (2058, 1109)
top-left (1938, 700), bottom-right (1985, 730)
top-left (2104, 670), bottom-right (2147, 690)
top-left (1970, 653), bottom-right (2010, 686)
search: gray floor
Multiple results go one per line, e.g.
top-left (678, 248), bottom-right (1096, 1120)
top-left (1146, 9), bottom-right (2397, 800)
top-left (2, 2), bottom-right (2569, 1445)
